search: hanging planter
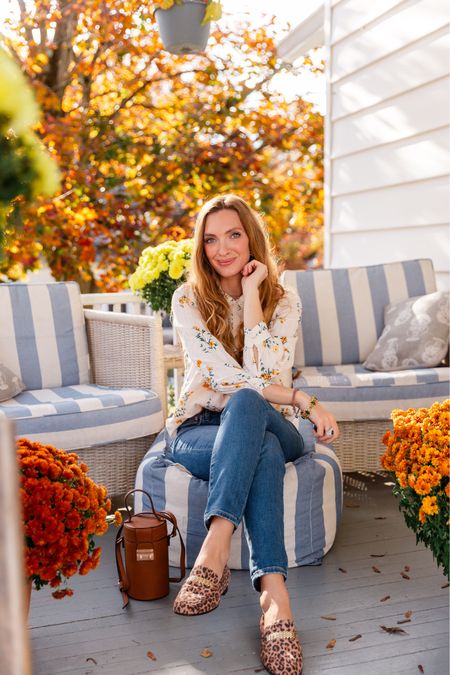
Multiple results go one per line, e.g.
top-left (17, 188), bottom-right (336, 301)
top-left (154, 0), bottom-right (222, 55)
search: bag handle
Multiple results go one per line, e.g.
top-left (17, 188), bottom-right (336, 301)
top-left (160, 510), bottom-right (186, 583)
top-left (115, 523), bottom-right (130, 609)
top-left (124, 488), bottom-right (163, 522)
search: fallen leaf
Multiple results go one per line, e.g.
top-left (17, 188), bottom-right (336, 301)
top-left (338, 567), bottom-right (347, 573)
top-left (372, 566), bottom-right (381, 573)
top-left (380, 595), bottom-right (390, 602)
top-left (375, 516), bottom-right (387, 520)
top-left (380, 625), bottom-right (408, 635)
top-left (370, 553), bottom-right (385, 558)
top-left (349, 634), bottom-right (362, 642)
top-left (397, 619), bottom-right (411, 625)
top-left (326, 639), bottom-right (336, 649)
top-left (404, 565), bottom-right (410, 572)
top-left (441, 582), bottom-right (449, 589)
top-left (401, 572), bottom-right (410, 580)
top-left (345, 503), bottom-right (360, 508)
top-left (201, 648), bottom-right (213, 658)
top-left (146, 650), bottom-right (157, 661)
top-left (418, 665), bottom-right (424, 673)
top-left (320, 615), bottom-right (336, 621)
top-left (404, 610), bottom-right (413, 619)
top-left (86, 658), bottom-right (98, 665)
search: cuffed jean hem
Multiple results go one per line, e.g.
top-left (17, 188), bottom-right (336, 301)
top-left (204, 509), bottom-right (240, 531)
top-left (251, 566), bottom-right (287, 592)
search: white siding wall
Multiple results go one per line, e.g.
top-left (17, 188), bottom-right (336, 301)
top-left (324, 0), bottom-right (450, 289)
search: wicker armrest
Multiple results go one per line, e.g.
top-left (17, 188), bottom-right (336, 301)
top-left (83, 309), bottom-right (165, 410)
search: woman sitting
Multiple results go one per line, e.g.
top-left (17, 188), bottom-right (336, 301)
top-left (165, 194), bottom-right (339, 675)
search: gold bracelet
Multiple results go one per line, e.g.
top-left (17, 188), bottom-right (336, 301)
top-left (300, 395), bottom-right (318, 421)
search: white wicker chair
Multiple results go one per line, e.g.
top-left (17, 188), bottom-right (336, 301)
top-left (282, 259), bottom-right (449, 473)
top-left (81, 291), bottom-right (185, 411)
top-left (79, 309), bottom-right (166, 494)
top-left (0, 283), bottom-right (166, 498)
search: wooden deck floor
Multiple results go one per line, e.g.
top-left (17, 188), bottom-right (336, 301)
top-left (29, 472), bottom-right (449, 675)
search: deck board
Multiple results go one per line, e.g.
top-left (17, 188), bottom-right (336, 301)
top-left (29, 473), bottom-right (449, 674)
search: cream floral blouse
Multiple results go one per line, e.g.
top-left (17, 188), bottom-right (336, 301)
top-left (165, 283), bottom-right (302, 438)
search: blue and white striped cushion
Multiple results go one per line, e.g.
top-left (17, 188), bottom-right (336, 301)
top-left (293, 364), bottom-right (450, 421)
top-left (282, 259), bottom-right (437, 367)
top-left (0, 282), bottom-right (90, 389)
top-left (135, 429), bottom-right (343, 570)
top-left (0, 384), bottom-right (164, 450)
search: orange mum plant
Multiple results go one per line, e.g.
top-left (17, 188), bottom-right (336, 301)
top-left (18, 438), bottom-right (112, 599)
top-left (381, 400), bottom-right (449, 579)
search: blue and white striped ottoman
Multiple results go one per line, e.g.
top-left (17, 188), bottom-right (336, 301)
top-left (135, 424), bottom-right (343, 570)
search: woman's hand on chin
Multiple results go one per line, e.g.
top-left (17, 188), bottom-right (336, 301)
top-left (241, 259), bottom-right (268, 294)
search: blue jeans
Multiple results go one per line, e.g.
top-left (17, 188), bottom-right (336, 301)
top-left (166, 388), bottom-right (305, 591)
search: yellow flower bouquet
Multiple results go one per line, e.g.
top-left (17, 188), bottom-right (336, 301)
top-left (381, 400), bottom-right (450, 579)
top-left (129, 239), bottom-right (193, 314)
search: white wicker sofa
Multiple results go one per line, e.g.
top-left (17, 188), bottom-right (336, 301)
top-left (0, 282), bottom-right (165, 496)
top-left (281, 258), bottom-right (449, 472)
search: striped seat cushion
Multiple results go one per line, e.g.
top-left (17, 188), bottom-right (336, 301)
top-left (0, 282), bottom-right (90, 389)
top-left (293, 364), bottom-right (450, 421)
top-left (0, 384), bottom-right (164, 450)
top-left (135, 428), bottom-right (343, 570)
top-left (282, 259), bottom-right (437, 367)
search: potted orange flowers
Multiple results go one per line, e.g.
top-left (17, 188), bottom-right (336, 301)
top-left (18, 439), bottom-right (111, 600)
top-left (154, 0), bottom-right (222, 54)
top-left (381, 400), bottom-right (449, 579)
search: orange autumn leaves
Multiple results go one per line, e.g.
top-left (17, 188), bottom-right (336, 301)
top-left (18, 438), bottom-right (110, 598)
top-left (1, 0), bottom-right (324, 291)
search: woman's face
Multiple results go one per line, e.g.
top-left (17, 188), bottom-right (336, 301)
top-left (203, 208), bottom-right (250, 280)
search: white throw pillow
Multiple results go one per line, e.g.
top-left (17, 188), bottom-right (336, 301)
top-left (363, 291), bottom-right (449, 371)
top-left (0, 363), bottom-right (25, 402)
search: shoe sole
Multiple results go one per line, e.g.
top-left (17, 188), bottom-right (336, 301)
top-left (262, 663), bottom-right (302, 675)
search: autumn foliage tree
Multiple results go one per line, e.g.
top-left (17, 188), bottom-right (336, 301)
top-left (1, 0), bottom-right (323, 291)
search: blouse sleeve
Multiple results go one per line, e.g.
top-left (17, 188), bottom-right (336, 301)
top-left (242, 287), bottom-right (301, 381)
top-left (172, 285), bottom-right (268, 395)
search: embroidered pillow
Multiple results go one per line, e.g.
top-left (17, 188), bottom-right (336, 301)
top-left (363, 291), bottom-right (449, 371)
top-left (0, 363), bottom-right (25, 402)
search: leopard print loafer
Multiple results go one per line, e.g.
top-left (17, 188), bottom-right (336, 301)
top-left (173, 564), bottom-right (230, 616)
top-left (260, 614), bottom-right (303, 675)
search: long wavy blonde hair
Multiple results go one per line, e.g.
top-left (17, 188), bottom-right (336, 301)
top-left (188, 194), bottom-right (285, 364)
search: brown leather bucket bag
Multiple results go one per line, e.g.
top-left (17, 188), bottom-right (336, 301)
top-left (115, 489), bottom-right (185, 608)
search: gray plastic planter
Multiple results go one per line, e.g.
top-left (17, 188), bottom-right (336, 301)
top-left (155, 1), bottom-right (210, 55)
